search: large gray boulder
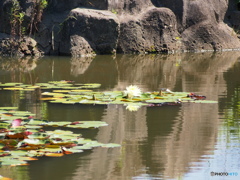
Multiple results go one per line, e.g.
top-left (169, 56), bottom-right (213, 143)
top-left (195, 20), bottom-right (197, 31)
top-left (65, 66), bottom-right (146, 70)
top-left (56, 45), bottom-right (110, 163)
top-left (59, 8), bottom-right (119, 56)
top-left (117, 7), bottom-right (180, 53)
top-left (151, 0), bottom-right (240, 51)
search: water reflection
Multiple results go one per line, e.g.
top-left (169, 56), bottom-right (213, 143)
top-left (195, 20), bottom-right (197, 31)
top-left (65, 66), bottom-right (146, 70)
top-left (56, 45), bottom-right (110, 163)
top-left (0, 56), bottom-right (38, 84)
top-left (70, 57), bottom-right (93, 76)
top-left (0, 52), bottom-right (240, 180)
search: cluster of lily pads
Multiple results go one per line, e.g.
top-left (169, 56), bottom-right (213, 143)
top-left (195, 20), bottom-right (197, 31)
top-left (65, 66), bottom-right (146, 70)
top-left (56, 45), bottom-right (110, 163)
top-left (0, 81), bottom-right (217, 112)
top-left (0, 81), bottom-right (101, 91)
top-left (0, 107), bottom-right (120, 166)
top-left (0, 81), bottom-right (218, 167)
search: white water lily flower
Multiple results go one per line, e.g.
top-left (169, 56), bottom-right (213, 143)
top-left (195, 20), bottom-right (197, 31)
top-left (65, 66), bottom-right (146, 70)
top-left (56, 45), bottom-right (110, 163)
top-left (124, 85), bottom-right (142, 99)
top-left (126, 104), bottom-right (141, 112)
top-left (23, 139), bottom-right (41, 144)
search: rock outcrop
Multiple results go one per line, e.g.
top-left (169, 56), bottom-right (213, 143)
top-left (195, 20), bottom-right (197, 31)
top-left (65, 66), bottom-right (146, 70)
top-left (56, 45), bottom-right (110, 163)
top-left (151, 0), bottom-right (240, 51)
top-left (0, 33), bottom-right (41, 56)
top-left (0, 0), bottom-right (240, 56)
top-left (117, 7), bottom-right (180, 53)
top-left (59, 8), bottom-right (119, 56)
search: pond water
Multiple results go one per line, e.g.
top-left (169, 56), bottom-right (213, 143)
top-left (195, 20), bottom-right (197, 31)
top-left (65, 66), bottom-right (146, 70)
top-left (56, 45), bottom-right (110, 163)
top-left (0, 52), bottom-right (240, 180)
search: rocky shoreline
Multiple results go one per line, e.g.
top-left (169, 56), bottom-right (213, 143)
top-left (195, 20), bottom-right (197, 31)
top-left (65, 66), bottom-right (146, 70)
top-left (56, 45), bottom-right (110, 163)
top-left (1, 0), bottom-right (240, 57)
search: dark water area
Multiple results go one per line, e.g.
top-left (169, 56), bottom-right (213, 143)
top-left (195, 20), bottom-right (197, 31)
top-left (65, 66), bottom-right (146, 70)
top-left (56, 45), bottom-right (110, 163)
top-left (0, 52), bottom-right (240, 179)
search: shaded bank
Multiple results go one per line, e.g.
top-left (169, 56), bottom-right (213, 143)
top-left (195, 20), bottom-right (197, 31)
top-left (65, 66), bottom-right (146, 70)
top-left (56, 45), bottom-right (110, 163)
top-left (1, 0), bottom-right (240, 56)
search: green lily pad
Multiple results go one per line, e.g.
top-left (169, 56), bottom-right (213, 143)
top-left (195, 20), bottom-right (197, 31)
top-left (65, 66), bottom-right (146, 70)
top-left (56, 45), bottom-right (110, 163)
top-left (46, 122), bottom-right (70, 127)
top-left (27, 132), bottom-right (49, 139)
top-left (47, 129), bottom-right (74, 134)
top-left (27, 119), bottom-right (48, 125)
top-left (145, 99), bottom-right (176, 103)
top-left (0, 107), bottom-right (18, 110)
top-left (65, 149), bottom-right (83, 153)
top-left (24, 125), bottom-right (43, 129)
top-left (3, 87), bottom-right (24, 90)
top-left (66, 121), bottom-right (108, 129)
top-left (72, 145), bottom-right (93, 150)
top-left (61, 101), bottom-right (76, 104)
top-left (80, 83), bottom-right (101, 89)
top-left (10, 150), bottom-right (28, 156)
top-left (53, 90), bottom-right (71, 93)
top-left (100, 143), bottom-right (121, 148)
top-left (75, 138), bottom-right (96, 145)
top-left (39, 148), bottom-right (62, 153)
top-left (0, 158), bottom-right (28, 166)
top-left (191, 100), bottom-right (218, 103)
top-left (0, 83), bottom-right (23, 87)
top-left (21, 89), bottom-right (36, 91)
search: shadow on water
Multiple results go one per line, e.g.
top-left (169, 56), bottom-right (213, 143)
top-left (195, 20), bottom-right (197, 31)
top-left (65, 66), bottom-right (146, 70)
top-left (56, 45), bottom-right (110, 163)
top-left (0, 51), bottom-right (240, 179)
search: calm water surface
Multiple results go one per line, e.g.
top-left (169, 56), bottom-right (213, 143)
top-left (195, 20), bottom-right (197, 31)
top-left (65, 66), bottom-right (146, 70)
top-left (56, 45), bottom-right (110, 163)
top-left (0, 52), bottom-right (240, 180)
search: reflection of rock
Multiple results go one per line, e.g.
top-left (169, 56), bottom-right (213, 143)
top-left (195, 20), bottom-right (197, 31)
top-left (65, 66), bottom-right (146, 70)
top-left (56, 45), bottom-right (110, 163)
top-left (161, 103), bottom-right (218, 179)
top-left (2, 52), bottom-right (240, 179)
top-left (0, 56), bottom-right (39, 72)
top-left (70, 56), bottom-right (94, 76)
top-left (71, 52), bottom-right (240, 180)
top-left (145, 52), bottom-right (240, 179)
top-left (114, 54), bottom-right (182, 91)
top-left (72, 105), bottom-right (148, 180)
top-left (156, 52), bottom-right (240, 178)
top-left (180, 52), bottom-right (239, 99)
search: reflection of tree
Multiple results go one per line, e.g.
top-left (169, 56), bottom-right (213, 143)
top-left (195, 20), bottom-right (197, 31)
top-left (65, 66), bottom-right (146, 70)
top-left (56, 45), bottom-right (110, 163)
top-left (220, 61), bottom-right (240, 139)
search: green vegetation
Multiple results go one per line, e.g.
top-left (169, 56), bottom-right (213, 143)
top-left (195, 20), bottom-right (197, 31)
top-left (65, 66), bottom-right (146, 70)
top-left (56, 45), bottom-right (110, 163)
top-left (29, 0), bottom-right (48, 35)
top-left (223, 88), bottom-right (240, 138)
top-left (110, 9), bottom-right (118, 15)
top-left (147, 45), bottom-right (157, 53)
top-left (9, 0), bottom-right (48, 37)
top-left (9, 0), bottom-right (25, 37)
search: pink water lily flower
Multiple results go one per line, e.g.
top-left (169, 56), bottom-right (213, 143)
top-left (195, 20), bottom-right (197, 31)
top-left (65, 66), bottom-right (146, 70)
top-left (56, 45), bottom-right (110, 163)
top-left (11, 119), bottom-right (22, 128)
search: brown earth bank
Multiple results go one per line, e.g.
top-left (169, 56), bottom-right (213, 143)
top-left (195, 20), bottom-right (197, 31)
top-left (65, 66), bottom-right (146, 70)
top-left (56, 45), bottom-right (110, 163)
top-left (0, 0), bottom-right (240, 56)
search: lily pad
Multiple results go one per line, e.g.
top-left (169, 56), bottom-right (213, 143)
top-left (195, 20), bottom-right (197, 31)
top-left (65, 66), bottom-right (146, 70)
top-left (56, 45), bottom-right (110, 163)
top-left (46, 122), bottom-right (70, 127)
top-left (100, 143), bottom-right (121, 148)
top-left (0, 83), bottom-right (23, 87)
top-left (0, 158), bottom-right (28, 166)
top-left (0, 107), bottom-right (18, 110)
top-left (3, 87), bottom-right (24, 90)
top-left (80, 83), bottom-right (101, 89)
top-left (44, 153), bottom-right (64, 157)
top-left (191, 100), bottom-right (218, 103)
